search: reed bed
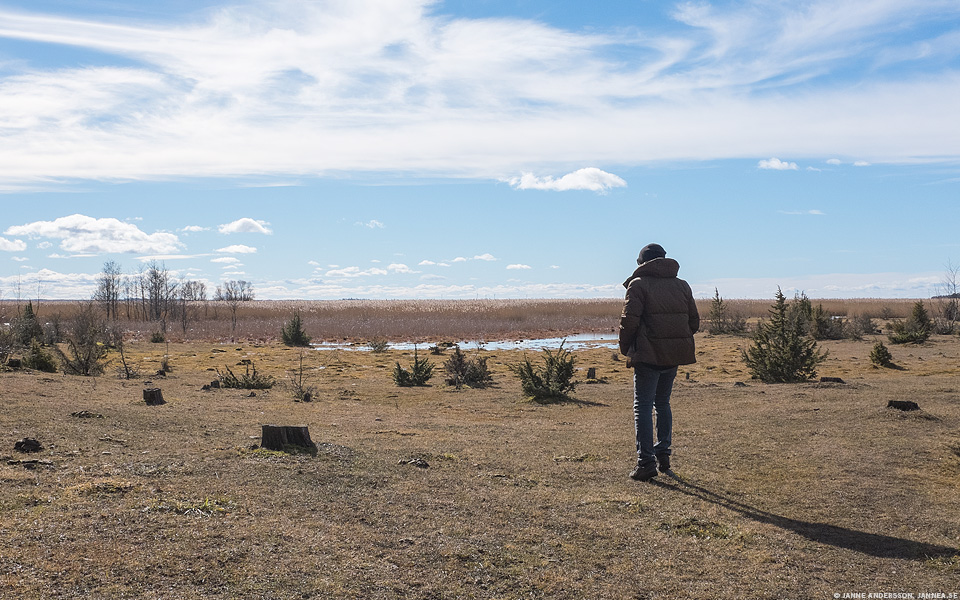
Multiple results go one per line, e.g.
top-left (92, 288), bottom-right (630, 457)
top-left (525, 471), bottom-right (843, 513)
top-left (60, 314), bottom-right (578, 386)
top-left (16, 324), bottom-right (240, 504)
top-left (1, 297), bottom-right (927, 343)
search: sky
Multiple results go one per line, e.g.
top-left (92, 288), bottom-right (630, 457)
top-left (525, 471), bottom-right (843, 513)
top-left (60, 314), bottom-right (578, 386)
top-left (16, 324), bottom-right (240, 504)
top-left (0, 0), bottom-right (959, 301)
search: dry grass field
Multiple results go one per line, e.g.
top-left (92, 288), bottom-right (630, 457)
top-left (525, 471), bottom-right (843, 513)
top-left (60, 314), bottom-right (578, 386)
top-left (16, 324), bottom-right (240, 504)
top-left (1, 306), bottom-right (959, 599)
top-left (4, 297), bottom-right (925, 343)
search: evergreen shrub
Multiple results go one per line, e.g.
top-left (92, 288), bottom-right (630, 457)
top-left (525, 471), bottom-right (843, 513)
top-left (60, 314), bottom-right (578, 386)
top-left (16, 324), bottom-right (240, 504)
top-left (869, 341), bottom-right (894, 368)
top-left (741, 288), bottom-right (828, 383)
top-left (444, 346), bottom-right (493, 389)
top-left (510, 343), bottom-right (577, 402)
top-left (280, 311), bottom-right (311, 347)
top-left (23, 339), bottom-right (58, 373)
top-left (393, 347), bottom-right (433, 387)
top-left (888, 301), bottom-right (932, 345)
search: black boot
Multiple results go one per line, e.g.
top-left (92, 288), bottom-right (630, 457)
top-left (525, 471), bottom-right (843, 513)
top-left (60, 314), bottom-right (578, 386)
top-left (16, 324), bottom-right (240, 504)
top-left (656, 454), bottom-right (671, 473)
top-left (630, 461), bottom-right (658, 481)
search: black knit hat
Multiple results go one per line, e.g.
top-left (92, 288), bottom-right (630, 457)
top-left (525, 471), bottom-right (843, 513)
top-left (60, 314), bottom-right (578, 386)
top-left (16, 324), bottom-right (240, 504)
top-left (638, 243), bottom-right (666, 264)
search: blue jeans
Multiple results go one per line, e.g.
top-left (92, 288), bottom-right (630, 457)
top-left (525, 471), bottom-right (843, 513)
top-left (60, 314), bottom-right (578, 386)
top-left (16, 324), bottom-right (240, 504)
top-left (633, 363), bottom-right (677, 466)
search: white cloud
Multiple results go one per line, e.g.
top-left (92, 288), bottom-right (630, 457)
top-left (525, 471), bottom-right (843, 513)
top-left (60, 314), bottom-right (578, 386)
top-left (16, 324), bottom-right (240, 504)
top-left (37, 241), bottom-right (52, 249)
top-left (324, 266), bottom-right (388, 278)
top-left (388, 263), bottom-right (418, 274)
top-left (11, 256), bottom-right (28, 262)
top-left (550, 265), bottom-right (560, 269)
top-left (0, 1), bottom-right (956, 188)
top-left (694, 271), bottom-right (942, 300)
top-left (356, 220), bottom-right (385, 229)
top-left (758, 158), bottom-right (798, 171)
top-left (419, 260), bottom-right (436, 266)
top-left (211, 256), bottom-right (240, 264)
top-left (215, 244), bottom-right (257, 254)
top-left (136, 254), bottom-right (205, 262)
top-left (826, 159), bottom-right (843, 165)
top-left (180, 225), bottom-right (209, 233)
top-left (0, 268), bottom-right (100, 299)
top-left (507, 264), bottom-right (531, 270)
top-left (307, 260), bottom-right (320, 266)
top-left (4, 214), bottom-right (182, 254)
top-left (780, 209), bottom-right (825, 216)
top-left (474, 254), bottom-right (497, 261)
top-left (452, 257), bottom-right (468, 263)
top-left (0, 236), bottom-right (26, 252)
top-left (218, 218), bottom-right (272, 235)
top-left (854, 161), bottom-right (871, 167)
top-left (509, 168), bottom-right (626, 192)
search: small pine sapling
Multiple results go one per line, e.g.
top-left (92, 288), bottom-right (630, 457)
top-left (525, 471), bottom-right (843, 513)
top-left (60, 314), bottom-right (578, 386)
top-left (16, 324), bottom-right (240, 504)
top-left (393, 346), bottom-right (433, 387)
top-left (281, 311), bottom-right (311, 347)
top-left (869, 341), bottom-right (894, 368)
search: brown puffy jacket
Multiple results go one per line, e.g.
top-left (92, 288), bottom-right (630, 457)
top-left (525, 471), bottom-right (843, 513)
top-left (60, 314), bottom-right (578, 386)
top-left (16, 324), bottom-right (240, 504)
top-left (618, 257), bottom-right (699, 367)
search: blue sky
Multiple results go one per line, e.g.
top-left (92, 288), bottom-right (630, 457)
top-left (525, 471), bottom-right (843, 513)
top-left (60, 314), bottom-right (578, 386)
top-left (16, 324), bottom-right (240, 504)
top-left (1, 0), bottom-right (959, 301)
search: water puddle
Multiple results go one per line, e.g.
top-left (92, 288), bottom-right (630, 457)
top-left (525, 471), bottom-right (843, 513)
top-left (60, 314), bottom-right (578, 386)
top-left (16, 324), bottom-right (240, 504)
top-left (312, 332), bottom-right (619, 352)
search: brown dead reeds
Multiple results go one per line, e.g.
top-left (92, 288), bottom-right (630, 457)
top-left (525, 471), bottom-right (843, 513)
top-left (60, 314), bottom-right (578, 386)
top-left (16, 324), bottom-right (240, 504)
top-left (1, 297), bottom-right (924, 344)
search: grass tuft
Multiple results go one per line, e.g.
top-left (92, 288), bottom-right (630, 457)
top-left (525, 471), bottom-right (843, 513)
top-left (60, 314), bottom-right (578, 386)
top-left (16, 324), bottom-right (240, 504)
top-left (660, 517), bottom-right (733, 539)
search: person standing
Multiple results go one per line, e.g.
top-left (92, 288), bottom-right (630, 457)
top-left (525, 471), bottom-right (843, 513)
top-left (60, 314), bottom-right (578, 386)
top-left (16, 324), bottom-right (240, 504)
top-left (619, 243), bottom-right (699, 481)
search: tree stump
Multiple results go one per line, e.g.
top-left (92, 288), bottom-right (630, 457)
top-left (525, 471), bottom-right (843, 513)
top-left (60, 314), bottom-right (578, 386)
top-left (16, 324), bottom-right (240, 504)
top-left (14, 438), bottom-right (43, 453)
top-left (260, 425), bottom-right (317, 452)
top-left (143, 388), bottom-right (166, 405)
top-left (888, 400), bottom-right (920, 411)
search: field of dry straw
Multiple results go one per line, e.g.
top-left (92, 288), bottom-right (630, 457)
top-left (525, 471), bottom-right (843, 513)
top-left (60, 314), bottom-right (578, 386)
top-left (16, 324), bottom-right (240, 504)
top-left (1, 299), bottom-right (958, 599)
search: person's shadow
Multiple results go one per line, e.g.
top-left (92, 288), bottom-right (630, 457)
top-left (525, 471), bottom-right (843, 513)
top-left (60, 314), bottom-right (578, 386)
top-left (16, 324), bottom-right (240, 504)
top-left (651, 474), bottom-right (957, 560)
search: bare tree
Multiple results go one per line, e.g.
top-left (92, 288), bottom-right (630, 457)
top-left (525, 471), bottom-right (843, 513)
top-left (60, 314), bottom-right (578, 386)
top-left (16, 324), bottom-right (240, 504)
top-left (176, 278), bottom-right (208, 334)
top-left (215, 280), bottom-right (254, 333)
top-left (141, 261), bottom-right (179, 331)
top-left (933, 260), bottom-right (960, 334)
top-left (94, 261), bottom-right (123, 320)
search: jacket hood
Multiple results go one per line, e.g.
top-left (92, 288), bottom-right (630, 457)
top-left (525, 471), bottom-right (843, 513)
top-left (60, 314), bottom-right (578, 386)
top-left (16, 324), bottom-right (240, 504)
top-left (622, 257), bottom-right (681, 288)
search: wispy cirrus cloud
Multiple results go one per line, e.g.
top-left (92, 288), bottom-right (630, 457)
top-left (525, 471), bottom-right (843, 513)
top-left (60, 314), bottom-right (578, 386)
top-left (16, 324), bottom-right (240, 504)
top-left (356, 220), bottom-right (385, 229)
top-left (779, 209), bottom-right (825, 216)
top-left (0, 1), bottom-right (957, 188)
